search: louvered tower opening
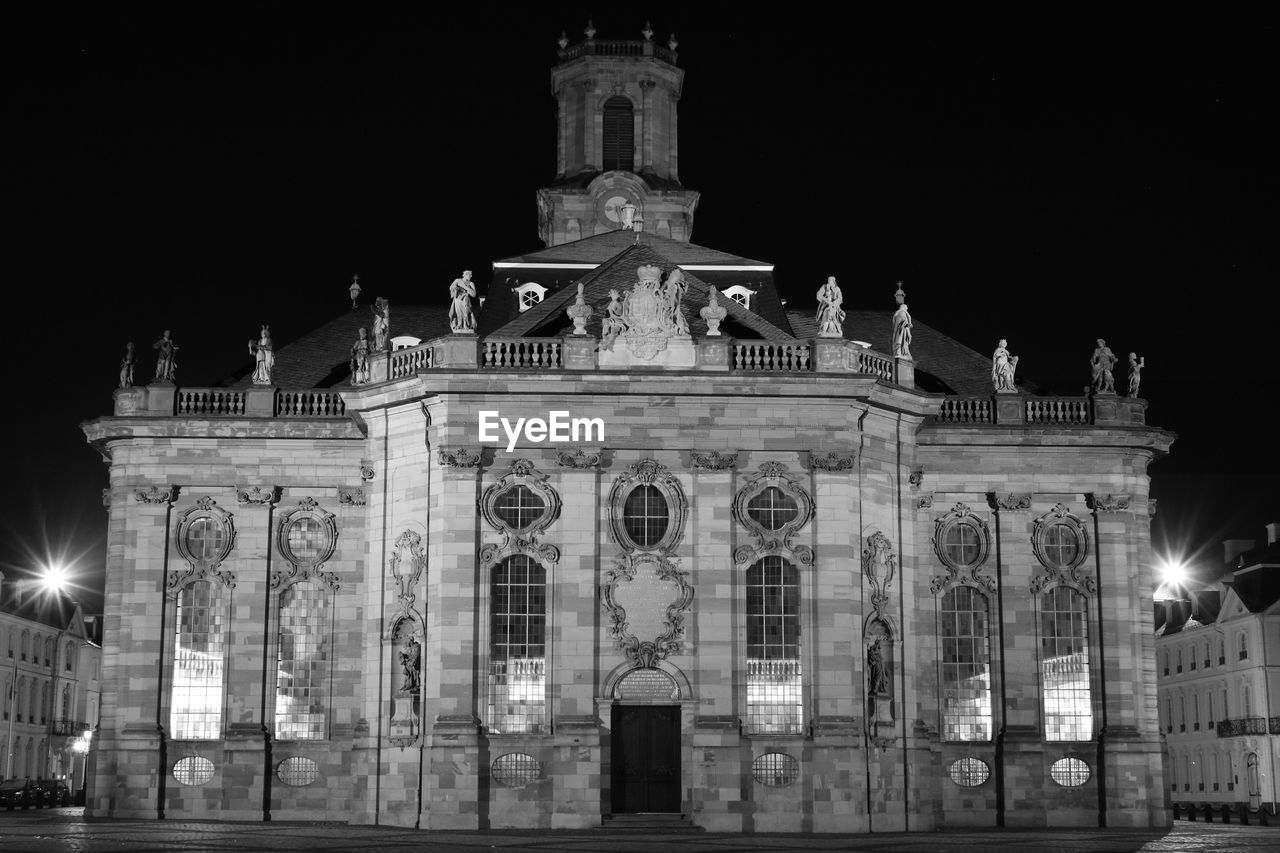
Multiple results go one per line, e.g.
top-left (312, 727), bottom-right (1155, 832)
top-left (602, 96), bottom-right (634, 172)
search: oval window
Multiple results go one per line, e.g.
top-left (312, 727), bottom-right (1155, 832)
top-left (1050, 757), bottom-right (1090, 787)
top-left (277, 756), bottom-right (320, 787)
top-left (751, 752), bottom-right (799, 787)
top-left (941, 521), bottom-right (983, 568)
top-left (185, 517), bottom-right (225, 563)
top-left (285, 516), bottom-right (326, 563)
top-left (746, 486), bottom-right (799, 531)
top-left (948, 757), bottom-right (990, 787)
top-left (1041, 523), bottom-right (1081, 570)
top-left (493, 484), bottom-right (547, 531)
top-left (172, 756), bottom-right (215, 786)
top-left (492, 753), bottom-right (541, 787)
top-left (622, 485), bottom-right (668, 548)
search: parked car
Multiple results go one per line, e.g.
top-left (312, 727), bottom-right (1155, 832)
top-left (39, 779), bottom-right (71, 807)
top-left (0, 778), bottom-right (44, 810)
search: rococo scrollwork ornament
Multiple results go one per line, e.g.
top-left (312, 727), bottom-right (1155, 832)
top-left (862, 530), bottom-right (897, 621)
top-left (271, 497), bottom-right (340, 591)
top-left (601, 552), bottom-right (694, 667)
top-left (437, 447), bottom-right (481, 468)
top-left (929, 502), bottom-right (996, 595)
top-left (556, 448), bottom-right (601, 469)
top-left (338, 487), bottom-right (367, 507)
top-left (235, 485), bottom-right (279, 506)
top-left (135, 485), bottom-right (178, 505)
top-left (1029, 503), bottom-right (1095, 595)
top-left (1088, 492), bottom-right (1131, 513)
top-left (168, 496), bottom-right (236, 593)
top-left (809, 450), bottom-right (856, 471)
top-left (387, 529), bottom-right (427, 625)
top-left (994, 492), bottom-right (1032, 511)
top-left (608, 459), bottom-right (688, 554)
top-left (690, 449), bottom-right (737, 471)
top-left (478, 459), bottom-right (562, 571)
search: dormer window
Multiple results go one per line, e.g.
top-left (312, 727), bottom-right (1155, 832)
top-left (390, 335), bottom-right (422, 351)
top-left (721, 285), bottom-right (756, 310)
top-left (515, 282), bottom-right (548, 312)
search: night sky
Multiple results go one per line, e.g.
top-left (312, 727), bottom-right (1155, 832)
top-left (5, 9), bottom-right (1275, 615)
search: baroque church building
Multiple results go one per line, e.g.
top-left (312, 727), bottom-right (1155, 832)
top-left (82, 31), bottom-right (1174, 833)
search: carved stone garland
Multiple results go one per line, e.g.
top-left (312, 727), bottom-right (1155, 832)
top-left (929, 503), bottom-right (996, 594)
top-left (601, 459), bottom-right (692, 668)
top-left (731, 462), bottom-right (814, 568)
top-left (478, 459), bottom-right (562, 569)
top-left (1029, 503), bottom-right (1095, 595)
top-left (271, 497), bottom-right (340, 591)
top-left (168, 496), bottom-right (237, 593)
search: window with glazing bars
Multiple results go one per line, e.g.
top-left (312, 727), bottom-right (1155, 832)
top-left (275, 581), bottom-right (331, 740)
top-left (493, 485), bottom-right (546, 531)
top-left (489, 556), bottom-right (546, 733)
top-left (940, 586), bottom-right (993, 741)
top-left (622, 485), bottom-right (668, 548)
top-left (1039, 586), bottom-right (1093, 741)
top-left (602, 96), bottom-right (634, 172)
top-left (746, 486), bottom-right (799, 532)
top-left (170, 580), bottom-right (227, 740)
top-left (746, 556), bottom-right (803, 734)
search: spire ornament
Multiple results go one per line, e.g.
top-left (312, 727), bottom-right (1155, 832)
top-left (584, 19), bottom-right (596, 39)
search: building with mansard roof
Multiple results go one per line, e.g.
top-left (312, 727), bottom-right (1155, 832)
top-left (1154, 525), bottom-right (1280, 816)
top-left (81, 30), bottom-right (1174, 832)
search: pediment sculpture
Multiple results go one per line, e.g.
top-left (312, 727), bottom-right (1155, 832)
top-left (615, 264), bottom-right (691, 360)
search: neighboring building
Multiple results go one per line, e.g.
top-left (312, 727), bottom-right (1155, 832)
top-left (1, 571), bottom-right (102, 791)
top-left (1155, 524), bottom-right (1280, 814)
top-left (80, 31), bottom-right (1174, 832)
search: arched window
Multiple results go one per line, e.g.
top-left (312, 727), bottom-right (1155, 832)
top-left (28, 679), bottom-right (37, 721)
top-left (61, 684), bottom-right (71, 719)
top-left (1243, 683), bottom-right (1253, 717)
top-left (1180, 753), bottom-right (1189, 791)
top-left (21, 630), bottom-right (30, 661)
top-left (1208, 690), bottom-right (1216, 729)
top-left (275, 580), bottom-right (331, 741)
top-left (1039, 586), bottom-right (1093, 741)
top-left (65, 641), bottom-right (75, 672)
top-left (488, 555), bottom-right (547, 734)
top-left (1207, 750), bottom-right (1218, 791)
top-left (1161, 651), bottom-right (1168, 676)
top-left (745, 556), bottom-right (803, 735)
top-left (939, 586), bottom-right (993, 741)
top-left (1204, 642), bottom-right (1211, 669)
top-left (602, 96), bottom-right (634, 172)
top-left (170, 580), bottom-right (228, 740)
top-left (6, 629), bottom-right (13, 658)
top-left (40, 683), bottom-right (48, 724)
top-left (1239, 633), bottom-right (1248, 660)
top-left (1219, 638), bottom-right (1226, 665)
top-left (1192, 693), bottom-right (1200, 730)
top-left (1178, 695), bottom-right (1186, 732)
top-left (1175, 648), bottom-right (1182, 672)
top-left (1222, 687), bottom-right (1229, 720)
top-left (45, 638), bottom-right (53, 666)
top-left (1, 677), bottom-right (9, 720)
top-left (33, 633), bottom-right (42, 664)
top-left (1163, 698), bottom-right (1172, 733)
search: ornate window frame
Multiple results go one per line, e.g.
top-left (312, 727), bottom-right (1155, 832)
top-left (480, 459), bottom-right (561, 568)
top-left (272, 497), bottom-right (339, 591)
top-left (1030, 503), bottom-right (1093, 594)
top-left (608, 459), bottom-right (687, 554)
top-left (930, 502), bottom-right (995, 594)
top-left (732, 462), bottom-right (814, 567)
top-left (170, 496), bottom-right (237, 593)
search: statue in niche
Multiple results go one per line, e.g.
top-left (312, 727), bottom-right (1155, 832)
top-left (892, 282), bottom-right (913, 359)
top-left (350, 328), bottom-right (371, 385)
top-left (815, 276), bottom-right (846, 338)
top-left (248, 325), bottom-right (274, 385)
top-left (399, 635), bottom-right (421, 694)
top-left (151, 330), bottom-right (179, 383)
top-left (448, 270), bottom-right (477, 333)
top-left (118, 342), bottom-right (135, 389)
top-left (371, 297), bottom-right (390, 351)
top-left (1091, 338), bottom-right (1118, 394)
top-left (992, 338), bottom-right (1019, 393)
top-left (601, 288), bottom-right (626, 351)
top-left (868, 640), bottom-right (889, 696)
top-left (1128, 352), bottom-right (1145, 397)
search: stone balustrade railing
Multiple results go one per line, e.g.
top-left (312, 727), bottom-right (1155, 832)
top-left (732, 341), bottom-right (812, 372)
top-left (483, 338), bottom-right (563, 369)
top-left (936, 397), bottom-right (995, 424)
top-left (1025, 397), bottom-right (1091, 425)
top-left (932, 394), bottom-right (1147, 427)
top-left (275, 390), bottom-right (347, 418)
top-left (1215, 716), bottom-right (1280, 737)
top-left (389, 341), bottom-right (435, 379)
top-left (177, 389), bottom-right (246, 416)
top-left (848, 347), bottom-right (894, 381)
top-left (558, 39), bottom-right (677, 64)
top-left (117, 386), bottom-right (348, 418)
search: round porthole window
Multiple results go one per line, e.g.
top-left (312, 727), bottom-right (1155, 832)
top-left (172, 756), bottom-right (215, 786)
top-left (492, 753), bottom-right (541, 787)
top-left (947, 757), bottom-right (990, 787)
top-left (622, 485), bottom-right (669, 548)
top-left (276, 756), bottom-right (320, 786)
top-left (1050, 757), bottom-right (1090, 787)
top-left (751, 752), bottom-right (799, 787)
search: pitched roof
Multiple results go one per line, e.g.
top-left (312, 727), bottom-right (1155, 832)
top-left (0, 577), bottom-right (83, 630)
top-left (493, 228), bottom-right (772, 268)
top-left (488, 242), bottom-right (796, 342)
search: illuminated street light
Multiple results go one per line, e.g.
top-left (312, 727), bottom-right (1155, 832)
top-left (1158, 558), bottom-right (1187, 588)
top-left (41, 564), bottom-right (71, 594)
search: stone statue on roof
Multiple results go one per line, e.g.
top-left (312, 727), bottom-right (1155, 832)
top-left (992, 339), bottom-right (1019, 392)
top-left (118, 342), bottom-right (135, 389)
top-left (248, 325), bottom-right (274, 385)
top-left (601, 289), bottom-right (625, 351)
top-left (449, 270), bottom-right (477, 334)
top-left (892, 282), bottom-right (913, 359)
top-left (816, 276), bottom-right (845, 338)
top-left (1091, 339), bottom-right (1118, 394)
top-left (372, 298), bottom-right (390, 351)
top-left (1128, 352), bottom-right (1145, 397)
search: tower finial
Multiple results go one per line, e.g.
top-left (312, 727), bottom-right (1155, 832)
top-left (557, 30), bottom-right (568, 49)
top-left (668, 32), bottom-right (678, 51)
top-left (642, 21), bottom-right (653, 41)
top-left (584, 19), bottom-right (596, 40)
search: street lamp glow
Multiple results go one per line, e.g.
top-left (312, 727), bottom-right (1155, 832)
top-left (41, 564), bottom-right (71, 594)
top-left (1158, 558), bottom-right (1187, 587)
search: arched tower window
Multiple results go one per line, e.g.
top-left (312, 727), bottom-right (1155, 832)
top-left (1239, 632), bottom-right (1248, 660)
top-left (489, 555), bottom-right (547, 733)
top-left (602, 96), bottom-right (635, 172)
top-left (1039, 586), bottom-right (1093, 741)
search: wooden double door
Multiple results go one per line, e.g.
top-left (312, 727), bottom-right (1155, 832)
top-left (610, 705), bottom-right (681, 813)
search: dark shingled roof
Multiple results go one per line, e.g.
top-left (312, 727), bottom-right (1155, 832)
top-left (1, 577), bottom-right (82, 629)
top-left (224, 304), bottom-right (450, 389)
top-left (494, 229), bottom-right (771, 267)
top-left (1226, 567), bottom-right (1280, 613)
top-left (489, 242), bottom-right (796, 343)
top-left (788, 309), bottom-right (1004, 397)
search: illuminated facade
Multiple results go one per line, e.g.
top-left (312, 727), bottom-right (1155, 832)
top-left (81, 31), bottom-right (1174, 832)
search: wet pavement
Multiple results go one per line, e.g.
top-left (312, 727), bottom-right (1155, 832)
top-left (1, 811), bottom-right (1278, 852)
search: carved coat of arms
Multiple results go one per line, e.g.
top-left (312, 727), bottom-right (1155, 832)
top-left (619, 265), bottom-right (688, 359)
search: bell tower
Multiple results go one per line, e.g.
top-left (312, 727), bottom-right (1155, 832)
top-left (537, 22), bottom-right (701, 247)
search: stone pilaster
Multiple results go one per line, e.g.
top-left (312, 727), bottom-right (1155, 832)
top-left (554, 459), bottom-right (600, 719)
top-left (424, 715), bottom-right (482, 829)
